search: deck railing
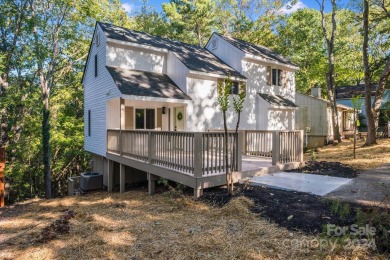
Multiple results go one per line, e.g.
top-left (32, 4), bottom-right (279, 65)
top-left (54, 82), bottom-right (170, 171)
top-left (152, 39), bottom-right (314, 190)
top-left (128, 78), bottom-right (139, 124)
top-left (107, 130), bottom-right (242, 176)
top-left (273, 131), bottom-right (303, 164)
top-left (209, 129), bottom-right (304, 165)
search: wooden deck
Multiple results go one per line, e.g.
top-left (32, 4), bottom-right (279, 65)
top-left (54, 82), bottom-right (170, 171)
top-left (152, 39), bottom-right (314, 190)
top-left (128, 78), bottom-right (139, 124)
top-left (103, 129), bottom-right (303, 198)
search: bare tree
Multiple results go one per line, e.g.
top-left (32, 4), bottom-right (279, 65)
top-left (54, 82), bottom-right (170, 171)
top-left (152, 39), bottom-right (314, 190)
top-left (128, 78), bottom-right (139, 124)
top-left (317, 0), bottom-right (342, 143)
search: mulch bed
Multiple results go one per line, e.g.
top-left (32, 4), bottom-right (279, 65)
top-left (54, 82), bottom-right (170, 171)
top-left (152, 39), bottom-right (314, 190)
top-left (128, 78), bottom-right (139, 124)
top-left (287, 161), bottom-right (360, 178)
top-left (201, 184), bottom-right (361, 235)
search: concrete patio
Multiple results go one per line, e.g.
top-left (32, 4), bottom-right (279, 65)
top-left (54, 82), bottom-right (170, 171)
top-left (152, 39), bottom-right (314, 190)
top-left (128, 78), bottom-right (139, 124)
top-left (249, 172), bottom-right (353, 196)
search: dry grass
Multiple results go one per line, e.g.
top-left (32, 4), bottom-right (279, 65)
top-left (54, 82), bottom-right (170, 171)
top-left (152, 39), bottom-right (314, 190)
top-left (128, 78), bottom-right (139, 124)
top-left (0, 190), bottom-right (385, 260)
top-left (305, 138), bottom-right (390, 171)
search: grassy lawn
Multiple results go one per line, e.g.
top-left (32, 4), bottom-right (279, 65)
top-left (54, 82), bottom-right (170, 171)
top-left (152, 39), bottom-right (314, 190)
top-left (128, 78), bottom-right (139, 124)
top-left (0, 190), bottom-right (382, 259)
top-left (305, 138), bottom-right (390, 172)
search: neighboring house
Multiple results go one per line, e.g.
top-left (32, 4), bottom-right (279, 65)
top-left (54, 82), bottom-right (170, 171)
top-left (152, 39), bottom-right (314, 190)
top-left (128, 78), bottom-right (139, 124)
top-left (336, 84), bottom-right (390, 131)
top-left (295, 86), bottom-right (354, 148)
top-left (82, 22), bottom-right (300, 192)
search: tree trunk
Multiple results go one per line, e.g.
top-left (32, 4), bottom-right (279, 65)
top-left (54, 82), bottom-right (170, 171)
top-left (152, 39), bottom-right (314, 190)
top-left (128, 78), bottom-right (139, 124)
top-left (318, 0), bottom-right (341, 143)
top-left (373, 59), bottom-right (390, 129)
top-left (42, 89), bottom-right (51, 199)
top-left (363, 0), bottom-right (377, 145)
top-left (353, 108), bottom-right (357, 159)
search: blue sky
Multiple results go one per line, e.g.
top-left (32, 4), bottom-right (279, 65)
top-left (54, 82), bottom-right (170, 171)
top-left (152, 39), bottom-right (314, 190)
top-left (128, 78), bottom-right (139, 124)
top-left (121, 0), bottom-right (351, 16)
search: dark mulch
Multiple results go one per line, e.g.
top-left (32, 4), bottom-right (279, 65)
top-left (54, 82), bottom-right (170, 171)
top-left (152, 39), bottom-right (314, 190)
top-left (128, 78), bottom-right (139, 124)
top-left (287, 161), bottom-right (359, 178)
top-left (201, 184), bottom-right (362, 235)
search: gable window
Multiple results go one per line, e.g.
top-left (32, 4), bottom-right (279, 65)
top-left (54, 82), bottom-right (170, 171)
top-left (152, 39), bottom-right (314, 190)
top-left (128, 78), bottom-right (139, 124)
top-left (94, 33), bottom-right (100, 46)
top-left (211, 38), bottom-right (218, 50)
top-left (94, 54), bottom-right (98, 77)
top-left (88, 110), bottom-right (91, 136)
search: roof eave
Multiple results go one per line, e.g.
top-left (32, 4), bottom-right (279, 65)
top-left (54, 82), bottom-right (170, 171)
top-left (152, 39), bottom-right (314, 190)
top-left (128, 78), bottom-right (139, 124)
top-left (268, 105), bottom-right (299, 110)
top-left (121, 94), bottom-right (192, 103)
top-left (188, 70), bottom-right (246, 81)
top-left (243, 53), bottom-right (299, 70)
top-left (106, 38), bottom-right (169, 54)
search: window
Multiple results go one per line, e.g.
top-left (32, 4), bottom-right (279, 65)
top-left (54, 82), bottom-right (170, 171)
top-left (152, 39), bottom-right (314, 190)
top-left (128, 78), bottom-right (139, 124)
top-left (271, 68), bottom-right (283, 86)
top-left (94, 54), bottom-right (98, 77)
top-left (94, 33), bottom-right (100, 46)
top-left (145, 109), bottom-right (155, 129)
top-left (230, 81), bottom-right (239, 95)
top-left (135, 109), bottom-right (145, 129)
top-left (88, 110), bottom-right (91, 136)
top-left (211, 38), bottom-right (218, 50)
top-left (135, 109), bottom-right (155, 129)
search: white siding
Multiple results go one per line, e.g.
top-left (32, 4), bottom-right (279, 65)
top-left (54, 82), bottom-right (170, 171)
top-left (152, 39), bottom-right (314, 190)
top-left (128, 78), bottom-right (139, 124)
top-left (206, 35), bottom-right (297, 131)
top-left (242, 60), bottom-right (295, 101)
top-left (84, 25), bottom-right (122, 156)
top-left (205, 34), bottom-right (245, 73)
top-left (167, 51), bottom-right (189, 93)
top-left (106, 99), bottom-right (120, 129)
top-left (267, 109), bottom-right (294, 130)
top-left (185, 75), bottom-right (221, 131)
top-left (295, 93), bottom-right (328, 136)
top-left (106, 42), bottom-right (166, 73)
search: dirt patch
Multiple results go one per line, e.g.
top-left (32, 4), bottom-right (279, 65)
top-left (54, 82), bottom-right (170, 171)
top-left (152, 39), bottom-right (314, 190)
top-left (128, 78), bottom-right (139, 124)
top-left (38, 210), bottom-right (76, 243)
top-left (202, 184), bottom-right (390, 253)
top-left (288, 161), bottom-right (359, 178)
top-left (202, 185), bottom-right (359, 234)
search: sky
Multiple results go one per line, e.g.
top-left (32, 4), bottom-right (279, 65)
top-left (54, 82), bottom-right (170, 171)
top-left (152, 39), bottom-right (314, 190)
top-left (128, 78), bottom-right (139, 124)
top-left (120, 0), bottom-right (351, 16)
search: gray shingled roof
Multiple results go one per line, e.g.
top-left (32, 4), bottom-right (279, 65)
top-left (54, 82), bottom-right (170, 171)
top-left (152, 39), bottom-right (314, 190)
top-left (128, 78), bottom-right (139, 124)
top-left (258, 93), bottom-right (298, 108)
top-left (215, 33), bottom-right (297, 67)
top-left (98, 22), bottom-right (245, 79)
top-left (106, 66), bottom-right (191, 100)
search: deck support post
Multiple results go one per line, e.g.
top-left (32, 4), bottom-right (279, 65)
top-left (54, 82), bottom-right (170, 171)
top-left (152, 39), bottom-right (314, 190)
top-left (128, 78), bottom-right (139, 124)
top-left (272, 131), bottom-right (280, 165)
top-left (120, 164), bottom-right (126, 193)
top-left (193, 133), bottom-right (203, 199)
top-left (194, 186), bottom-right (203, 199)
top-left (148, 173), bottom-right (158, 195)
top-left (107, 159), bottom-right (114, 192)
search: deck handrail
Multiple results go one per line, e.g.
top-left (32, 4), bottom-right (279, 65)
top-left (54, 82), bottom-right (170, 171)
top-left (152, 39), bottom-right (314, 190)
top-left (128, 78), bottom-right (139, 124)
top-left (107, 130), bottom-right (242, 176)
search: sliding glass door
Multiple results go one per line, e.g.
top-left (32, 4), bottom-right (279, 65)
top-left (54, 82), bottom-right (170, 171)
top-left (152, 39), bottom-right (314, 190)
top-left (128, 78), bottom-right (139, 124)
top-left (135, 108), bottom-right (155, 129)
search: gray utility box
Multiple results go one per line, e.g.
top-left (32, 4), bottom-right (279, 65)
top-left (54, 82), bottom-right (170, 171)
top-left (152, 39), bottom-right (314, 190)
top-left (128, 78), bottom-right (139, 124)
top-left (79, 172), bottom-right (103, 191)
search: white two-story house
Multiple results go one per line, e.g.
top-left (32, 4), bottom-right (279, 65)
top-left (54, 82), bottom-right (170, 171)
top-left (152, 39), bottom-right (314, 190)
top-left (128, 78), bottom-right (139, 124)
top-left (82, 22), bottom-right (301, 197)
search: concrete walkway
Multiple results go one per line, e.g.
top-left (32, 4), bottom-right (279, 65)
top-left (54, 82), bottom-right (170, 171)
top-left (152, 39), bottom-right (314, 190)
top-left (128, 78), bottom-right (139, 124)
top-left (325, 164), bottom-right (390, 207)
top-left (249, 172), bottom-right (352, 196)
